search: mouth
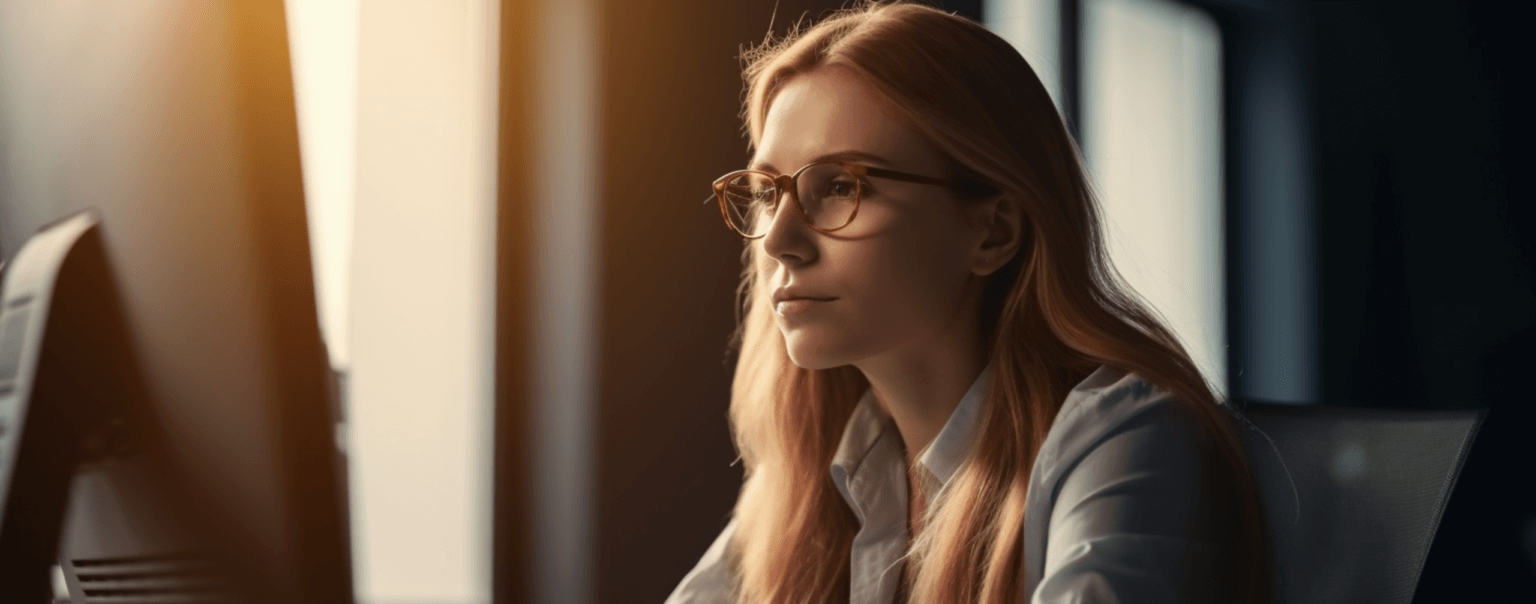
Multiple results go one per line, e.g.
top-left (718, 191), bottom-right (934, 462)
top-left (774, 297), bottom-right (836, 316)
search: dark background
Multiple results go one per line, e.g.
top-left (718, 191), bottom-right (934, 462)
top-left (1286, 1), bottom-right (1534, 601)
top-left (495, 0), bottom-right (1533, 601)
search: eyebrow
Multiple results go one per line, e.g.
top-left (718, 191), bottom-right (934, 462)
top-left (748, 150), bottom-right (897, 174)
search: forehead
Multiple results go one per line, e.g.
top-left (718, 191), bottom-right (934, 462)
top-left (753, 66), bottom-right (942, 173)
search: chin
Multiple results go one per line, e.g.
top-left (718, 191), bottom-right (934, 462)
top-left (782, 332), bottom-right (859, 370)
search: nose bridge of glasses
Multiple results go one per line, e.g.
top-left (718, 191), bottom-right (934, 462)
top-left (758, 175), bottom-right (816, 241)
top-left (773, 173), bottom-right (798, 203)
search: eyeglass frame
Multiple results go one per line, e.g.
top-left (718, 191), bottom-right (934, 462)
top-left (706, 160), bottom-right (986, 240)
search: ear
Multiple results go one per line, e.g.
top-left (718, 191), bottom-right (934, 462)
top-left (967, 193), bottom-right (1025, 277)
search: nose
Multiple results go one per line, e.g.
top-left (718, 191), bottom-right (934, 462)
top-left (759, 186), bottom-right (817, 266)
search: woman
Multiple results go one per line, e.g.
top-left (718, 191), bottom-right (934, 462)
top-left (667, 2), bottom-right (1269, 603)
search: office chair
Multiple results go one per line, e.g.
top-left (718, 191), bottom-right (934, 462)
top-left (1230, 401), bottom-right (1485, 604)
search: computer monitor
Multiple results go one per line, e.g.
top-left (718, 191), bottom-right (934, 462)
top-left (0, 2), bottom-right (352, 602)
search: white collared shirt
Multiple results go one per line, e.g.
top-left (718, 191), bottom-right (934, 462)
top-left (665, 363), bottom-right (1220, 604)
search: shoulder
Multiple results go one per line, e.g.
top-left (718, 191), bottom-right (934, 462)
top-left (1020, 365), bottom-right (1225, 597)
top-left (1033, 365), bottom-right (1214, 478)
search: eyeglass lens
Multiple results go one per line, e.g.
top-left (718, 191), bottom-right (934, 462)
top-left (720, 164), bottom-right (860, 237)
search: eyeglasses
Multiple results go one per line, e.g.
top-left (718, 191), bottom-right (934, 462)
top-left (705, 160), bottom-right (978, 239)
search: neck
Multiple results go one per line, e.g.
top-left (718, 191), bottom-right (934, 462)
top-left (855, 322), bottom-right (986, 470)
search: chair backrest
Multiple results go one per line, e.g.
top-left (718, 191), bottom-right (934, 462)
top-left (1231, 402), bottom-right (1485, 604)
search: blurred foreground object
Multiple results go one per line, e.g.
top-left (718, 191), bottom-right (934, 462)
top-left (0, 2), bottom-right (352, 602)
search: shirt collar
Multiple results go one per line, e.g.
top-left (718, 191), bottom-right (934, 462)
top-left (829, 360), bottom-right (995, 507)
top-left (916, 360), bottom-right (993, 486)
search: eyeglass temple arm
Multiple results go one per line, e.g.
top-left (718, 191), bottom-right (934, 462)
top-left (861, 165), bottom-right (962, 186)
top-left (862, 165), bottom-right (996, 195)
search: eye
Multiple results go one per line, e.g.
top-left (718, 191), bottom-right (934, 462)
top-left (826, 179), bottom-right (859, 199)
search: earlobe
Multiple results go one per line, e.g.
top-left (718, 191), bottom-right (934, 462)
top-left (973, 256), bottom-right (1003, 277)
top-left (972, 245), bottom-right (1020, 277)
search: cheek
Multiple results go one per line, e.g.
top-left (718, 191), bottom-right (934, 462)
top-left (845, 227), bottom-right (973, 334)
top-left (867, 251), bottom-right (960, 318)
top-left (752, 248), bottom-right (774, 292)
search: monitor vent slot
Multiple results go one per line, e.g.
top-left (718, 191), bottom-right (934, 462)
top-left (68, 552), bottom-right (231, 604)
top-left (0, 306), bottom-right (31, 391)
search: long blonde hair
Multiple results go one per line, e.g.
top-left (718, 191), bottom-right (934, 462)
top-left (724, 2), bottom-right (1269, 603)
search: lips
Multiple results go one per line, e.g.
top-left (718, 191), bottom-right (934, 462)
top-left (774, 297), bottom-right (833, 316)
top-left (771, 288), bottom-right (836, 305)
top-left (771, 287), bottom-right (836, 318)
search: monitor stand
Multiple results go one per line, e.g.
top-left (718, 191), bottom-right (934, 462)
top-left (0, 211), bottom-right (189, 602)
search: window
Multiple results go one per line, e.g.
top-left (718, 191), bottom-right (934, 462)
top-left (286, 2), bottom-right (498, 602)
top-left (988, 0), bottom-right (1227, 395)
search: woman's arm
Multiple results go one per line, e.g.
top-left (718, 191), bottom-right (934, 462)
top-left (1031, 401), bottom-right (1219, 604)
